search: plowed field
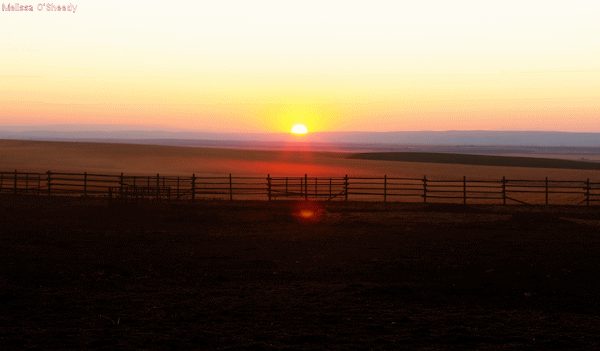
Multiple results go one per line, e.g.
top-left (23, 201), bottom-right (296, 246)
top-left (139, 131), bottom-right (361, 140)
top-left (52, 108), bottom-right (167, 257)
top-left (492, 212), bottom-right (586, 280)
top-left (1, 195), bottom-right (600, 350)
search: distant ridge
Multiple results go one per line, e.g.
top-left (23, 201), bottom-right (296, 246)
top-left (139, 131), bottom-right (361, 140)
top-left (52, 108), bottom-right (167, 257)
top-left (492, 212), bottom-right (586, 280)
top-left (1, 126), bottom-right (600, 147)
top-left (311, 130), bottom-right (600, 147)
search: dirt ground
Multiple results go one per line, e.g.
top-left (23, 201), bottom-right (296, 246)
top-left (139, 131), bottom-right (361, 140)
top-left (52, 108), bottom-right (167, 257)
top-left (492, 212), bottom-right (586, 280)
top-left (1, 195), bottom-right (600, 350)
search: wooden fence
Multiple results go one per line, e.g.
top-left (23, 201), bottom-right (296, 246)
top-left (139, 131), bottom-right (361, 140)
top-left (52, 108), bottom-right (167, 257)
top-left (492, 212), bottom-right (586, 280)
top-left (1, 170), bottom-right (599, 206)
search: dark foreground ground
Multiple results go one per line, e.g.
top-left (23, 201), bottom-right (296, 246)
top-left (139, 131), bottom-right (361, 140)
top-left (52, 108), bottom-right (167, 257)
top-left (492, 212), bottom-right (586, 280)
top-left (1, 195), bottom-right (600, 350)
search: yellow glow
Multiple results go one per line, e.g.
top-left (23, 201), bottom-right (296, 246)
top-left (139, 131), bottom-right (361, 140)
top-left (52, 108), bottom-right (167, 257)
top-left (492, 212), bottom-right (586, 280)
top-left (2, 2), bottom-right (600, 132)
top-left (291, 124), bottom-right (308, 134)
top-left (258, 105), bottom-right (333, 133)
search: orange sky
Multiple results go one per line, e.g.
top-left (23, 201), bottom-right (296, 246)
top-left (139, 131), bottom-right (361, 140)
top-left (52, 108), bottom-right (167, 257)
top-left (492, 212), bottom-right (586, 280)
top-left (1, 1), bottom-right (599, 133)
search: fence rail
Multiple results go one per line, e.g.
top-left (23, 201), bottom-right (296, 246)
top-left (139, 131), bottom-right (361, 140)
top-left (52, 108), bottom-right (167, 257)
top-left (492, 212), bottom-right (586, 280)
top-left (1, 170), bottom-right (599, 205)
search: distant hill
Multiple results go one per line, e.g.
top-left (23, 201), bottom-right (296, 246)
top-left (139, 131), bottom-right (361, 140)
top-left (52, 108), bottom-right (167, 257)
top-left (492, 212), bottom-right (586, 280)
top-left (348, 152), bottom-right (600, 170)
top-left (1, 126), bottom-right (600, 147)
top-left (310, 131), bottom-right (600, 147)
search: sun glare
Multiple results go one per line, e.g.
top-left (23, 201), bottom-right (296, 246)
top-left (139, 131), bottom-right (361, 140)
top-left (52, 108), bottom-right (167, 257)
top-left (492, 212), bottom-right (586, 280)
top-left (291, 124), bottom-right (308, 134)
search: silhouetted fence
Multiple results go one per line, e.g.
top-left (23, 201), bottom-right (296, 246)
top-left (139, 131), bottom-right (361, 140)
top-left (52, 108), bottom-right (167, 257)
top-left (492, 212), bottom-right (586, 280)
top-left (1, 170), bottom-right (599, 206)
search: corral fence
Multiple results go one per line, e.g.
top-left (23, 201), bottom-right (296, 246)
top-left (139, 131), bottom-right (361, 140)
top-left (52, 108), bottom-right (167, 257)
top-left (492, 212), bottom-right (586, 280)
top-left (1, 170), bottom-right (599, 206)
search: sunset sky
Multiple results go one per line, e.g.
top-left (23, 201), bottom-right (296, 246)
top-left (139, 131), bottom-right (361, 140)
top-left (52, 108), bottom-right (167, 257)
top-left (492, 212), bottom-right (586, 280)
top-left (1, 1), bottom-right (599, 133)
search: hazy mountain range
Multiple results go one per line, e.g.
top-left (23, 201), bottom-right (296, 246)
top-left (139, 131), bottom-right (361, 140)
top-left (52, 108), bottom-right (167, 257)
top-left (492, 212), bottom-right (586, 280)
top-left (1, 125), bottom-right (599, 147)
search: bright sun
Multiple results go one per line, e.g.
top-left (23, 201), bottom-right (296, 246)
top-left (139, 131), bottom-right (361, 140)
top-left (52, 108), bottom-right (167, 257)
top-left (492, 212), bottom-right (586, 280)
top-left (291, 124), bottom-right (308, 134)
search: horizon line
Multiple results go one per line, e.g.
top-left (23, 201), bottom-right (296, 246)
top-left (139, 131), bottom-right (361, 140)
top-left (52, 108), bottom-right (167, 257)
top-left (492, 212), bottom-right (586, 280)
top-left (1, 125), bottom-right (600, 134)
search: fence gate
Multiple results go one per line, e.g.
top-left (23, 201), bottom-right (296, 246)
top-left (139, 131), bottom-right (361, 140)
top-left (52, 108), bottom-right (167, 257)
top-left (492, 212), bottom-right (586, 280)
top-left (268, 175), bottom-right (347, 201)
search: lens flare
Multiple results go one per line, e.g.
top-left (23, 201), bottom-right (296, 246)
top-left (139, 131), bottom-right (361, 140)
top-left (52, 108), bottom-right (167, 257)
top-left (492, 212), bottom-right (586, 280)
top-left (292, 201), bottom-right (323, 224)
top-left (299, 210), bottom-right (314, 218)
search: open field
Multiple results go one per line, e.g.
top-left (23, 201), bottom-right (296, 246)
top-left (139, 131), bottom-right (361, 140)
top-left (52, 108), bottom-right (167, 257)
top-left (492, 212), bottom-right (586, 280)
top-left (2, 140), bottom-right (600, 349)
top-left (348, 152), bottom-right (600, 171)
top-left (501, 154), bottom-right (600, 163)
top-left (1, 195), bottom-right (600, 350)
top-left (2, 140), bottom-right (600, 182)
top-left (3, 139), bottom-right (600, 206)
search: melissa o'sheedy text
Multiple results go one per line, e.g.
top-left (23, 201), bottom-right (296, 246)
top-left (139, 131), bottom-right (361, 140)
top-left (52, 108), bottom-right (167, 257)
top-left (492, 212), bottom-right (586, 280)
top-left (2, 3), bottom-right (77, 13)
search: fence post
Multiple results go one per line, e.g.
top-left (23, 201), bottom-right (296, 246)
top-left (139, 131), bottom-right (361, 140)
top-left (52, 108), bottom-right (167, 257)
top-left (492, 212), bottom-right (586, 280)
top-left (384, 175), bottom-right (387, 203)
top-left (267, 174), bottom-right (271, 201)
top-left (329, 178), bottom-right (332, 199)
top-left (305, 174), bottom-right (308, 200)
top-left (84, 172), bottom-right (87, 197)
top-left (14, 169), bottom-right (17, 195)
top-left (422, 175), bottom-right (427, 203)
top-left (156, 174), bottom-right (160, 201)
top-left (229, 174), bottom-right (233, 201)
top-left (315, 177), bottom-right (317, 198)
top-left (47, 171), bottom-right (52, 196)
top-left (300, 177), bottom-right (303, 198)
top-left (25, 173), bottom-right (29, 193)
top-left (285, 177), bottom-right (288, 197)
top-left (344, 174), bottom-right (348, 201)
top-left (586, 178), bottom-right (590, 207)
top-left (119, 173), bottom-right (124, 198)
top-left (191, 174), bottom-right (196, 201)
top-left (463, 176), bottom-right (466, 205)
top-left (545, 177), bottom-right (548, 206)
top-left (502, 176), bottom-right (506, 205)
